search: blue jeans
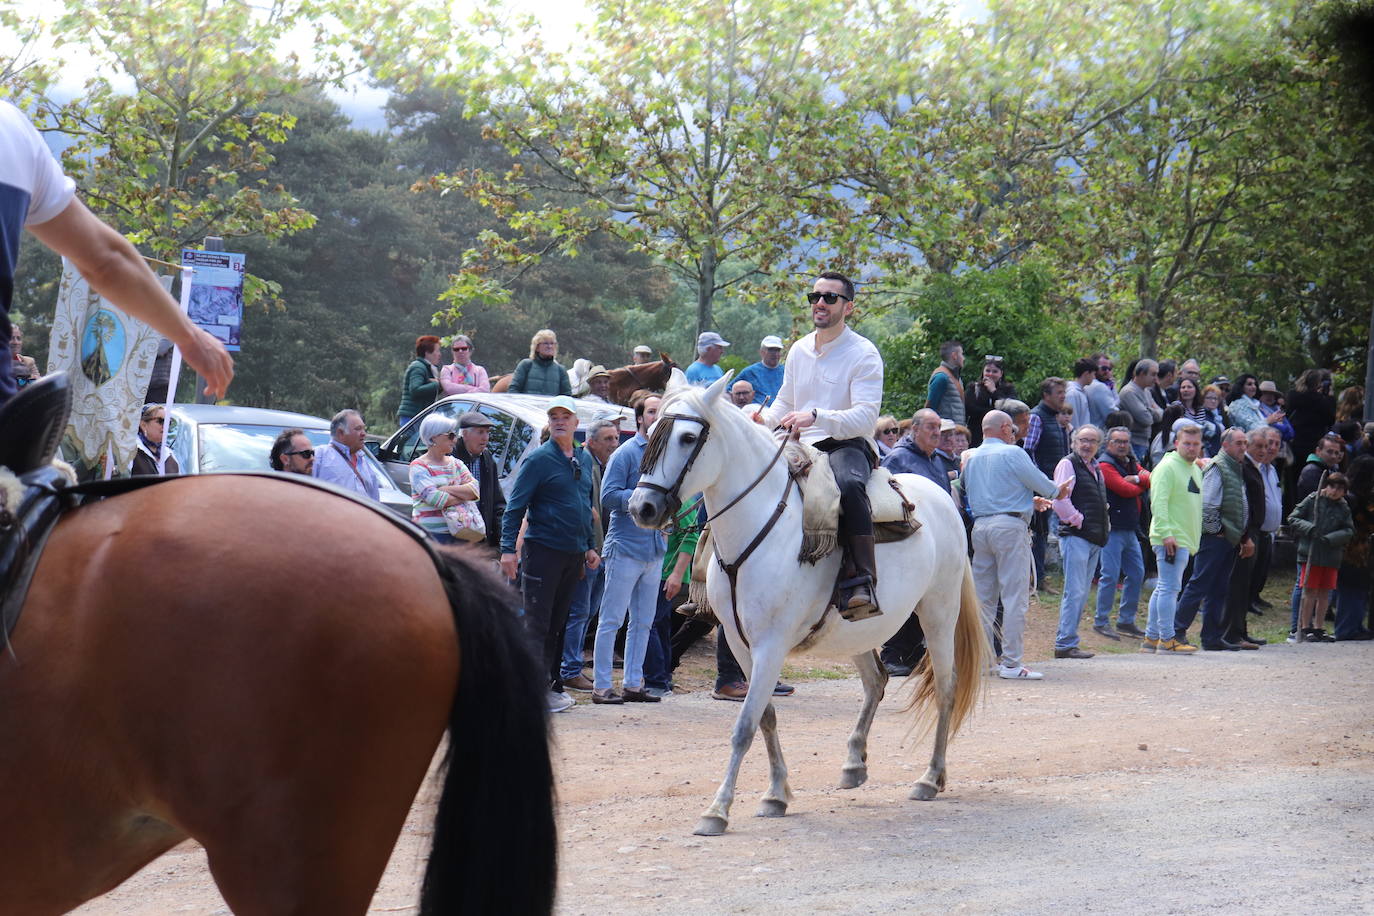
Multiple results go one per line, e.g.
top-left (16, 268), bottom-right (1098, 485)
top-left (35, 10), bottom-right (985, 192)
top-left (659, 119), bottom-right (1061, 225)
top-left (642, 588), bottom-right (675, 690)
top-left (1055, 535), bottom-right (1101, 650)
top-left (1173, 534), bottom-right (1237, 644)
top-left (560, 562), bottom-right (604, 680)
top-left (593, 552), bottom-right (663, 691)
top-left (1095, 529), bottom-right (1144, 628)
top-left (1147, 544), bottom-right (1190, 641)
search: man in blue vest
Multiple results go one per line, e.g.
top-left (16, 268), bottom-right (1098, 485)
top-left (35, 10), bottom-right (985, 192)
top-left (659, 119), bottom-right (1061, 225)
top-left (1023, 377), bottom-right (1071, 590)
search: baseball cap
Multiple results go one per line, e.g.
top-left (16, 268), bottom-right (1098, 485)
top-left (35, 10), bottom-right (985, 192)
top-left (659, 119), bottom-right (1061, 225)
top-left (587, 365), bottom-right (611, 381)
top-left (546, 395), bottom-right (578, 415)
top-left (1258, 380), bottom-right (1279, 394)
top-left (939, 418), bottom-right (956, 433)
top-left (458, 411), bottom-right (497, 429)
top-left (697, 331), bottom-right (730, 348)
top-left (633, 344), bottom-right (653, 355)
top-left (1210, 375), bottom-right (1231, 386)
top-left (760, 335), bottom-right (784, 349)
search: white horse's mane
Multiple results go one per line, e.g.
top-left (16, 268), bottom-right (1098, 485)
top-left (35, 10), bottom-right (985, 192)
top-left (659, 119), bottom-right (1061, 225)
top-left (659, 379), bottom-right (779, 453)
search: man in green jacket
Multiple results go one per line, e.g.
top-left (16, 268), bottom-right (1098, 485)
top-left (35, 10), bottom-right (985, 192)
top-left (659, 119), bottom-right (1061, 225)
top-left (1172, 427), bottom-right (1256, 650)
top-left (397, 334), bottom-right (441, 425)
top-left (1144, 423), bottom-right (1204, 653)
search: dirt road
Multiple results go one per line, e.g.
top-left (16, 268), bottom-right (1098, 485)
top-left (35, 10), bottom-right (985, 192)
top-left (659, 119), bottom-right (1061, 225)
top-left (76, 639), bottom-right (1373, 915)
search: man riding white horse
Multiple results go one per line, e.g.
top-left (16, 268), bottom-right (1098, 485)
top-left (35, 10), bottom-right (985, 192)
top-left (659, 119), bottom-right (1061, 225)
top-left (755, 270), bottom-right (885, 621)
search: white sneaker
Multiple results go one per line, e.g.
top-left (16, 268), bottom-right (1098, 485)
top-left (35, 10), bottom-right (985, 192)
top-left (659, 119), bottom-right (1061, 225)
top-left (547, 691), bottom-right (576, 713)
top-left (998, 665), bottom-right (1044, 680)
top-left (1285, 630), bottom-right (1299, 644)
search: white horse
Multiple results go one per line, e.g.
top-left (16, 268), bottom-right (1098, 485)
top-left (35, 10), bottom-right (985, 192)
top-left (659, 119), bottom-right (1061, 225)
top-left (629, 372), bottom-right (988, 836)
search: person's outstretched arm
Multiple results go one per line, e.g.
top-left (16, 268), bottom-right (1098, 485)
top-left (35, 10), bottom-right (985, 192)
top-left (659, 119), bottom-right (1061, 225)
top-left (28, 199), bottom-right (234, 398)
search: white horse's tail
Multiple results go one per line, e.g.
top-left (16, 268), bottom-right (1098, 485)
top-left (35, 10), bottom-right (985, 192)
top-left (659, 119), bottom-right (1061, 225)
top-left (906, 564), bottom-right (989, 738)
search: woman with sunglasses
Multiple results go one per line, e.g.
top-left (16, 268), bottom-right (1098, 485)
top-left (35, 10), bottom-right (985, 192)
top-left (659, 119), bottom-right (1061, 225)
top-left (964, 356), bottom-right (1017, 446)
top-left (873, 414), bottom-right (901, 457)
top-left (440, 334), bottom-right (490, 394)
top-left (409, 414), bottom-right (479, 545)
top-left (129, 404), bottom-right (180, 476)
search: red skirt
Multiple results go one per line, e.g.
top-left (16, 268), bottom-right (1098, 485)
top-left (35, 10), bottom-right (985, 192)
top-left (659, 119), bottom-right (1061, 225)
top-left (1299, 563), bottom-right (1338, 591)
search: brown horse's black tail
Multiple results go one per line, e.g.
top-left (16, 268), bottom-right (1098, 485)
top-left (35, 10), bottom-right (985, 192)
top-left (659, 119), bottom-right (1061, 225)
top-left (422, 546), bottom-right (556, 916)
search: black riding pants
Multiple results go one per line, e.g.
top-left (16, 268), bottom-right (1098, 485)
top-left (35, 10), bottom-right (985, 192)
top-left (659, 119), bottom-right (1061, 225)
top-left (817, 438), bottom-right (873, 539)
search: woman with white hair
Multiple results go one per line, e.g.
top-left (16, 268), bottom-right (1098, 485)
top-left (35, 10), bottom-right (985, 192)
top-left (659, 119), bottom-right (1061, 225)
top-left (409, 413), bottom-right (480, 543)
top-left (509, 329), bottom-right (572, 395)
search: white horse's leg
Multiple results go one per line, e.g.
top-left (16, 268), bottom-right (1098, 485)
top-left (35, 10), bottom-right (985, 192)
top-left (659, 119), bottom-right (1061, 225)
top-left (695, 643), bottom-right (787, 836)
top-left (839, 649), bottom-right (889, 789)
top-left (911, 604), bottom-right (956, 801)
top-left (755, 702), bottom-right (793, 817)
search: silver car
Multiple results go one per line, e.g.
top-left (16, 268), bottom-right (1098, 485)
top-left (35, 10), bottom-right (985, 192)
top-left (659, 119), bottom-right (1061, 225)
top-left (373, 392), bottom-right (635, 496)
top-left (163, 403), bottom-right (411, 517)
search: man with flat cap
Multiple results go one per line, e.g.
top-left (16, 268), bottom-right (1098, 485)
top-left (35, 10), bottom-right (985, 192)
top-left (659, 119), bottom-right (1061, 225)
top-left (585, 365), bottom-right (613, 403)
top-left (454, 410), bottom-right (506, 550)
top-left (631, 344), bottom-right (654, 365)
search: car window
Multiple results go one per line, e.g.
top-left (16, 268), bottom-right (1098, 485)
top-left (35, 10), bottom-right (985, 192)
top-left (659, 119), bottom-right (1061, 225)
top-left (196, 423), bottom-right (328, 472)
top-left (503, 419), bottom-right (534, 478)
top-left (475, 403), bottom-right (514, 467)
top-left (166, 415), bottom-right (193, 471)
top-left (395, 402), bottom-right (472, 461)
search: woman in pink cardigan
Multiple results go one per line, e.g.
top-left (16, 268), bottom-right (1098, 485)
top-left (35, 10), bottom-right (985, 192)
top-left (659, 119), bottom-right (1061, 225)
top-left (440, 334), bottom-right (490, 394)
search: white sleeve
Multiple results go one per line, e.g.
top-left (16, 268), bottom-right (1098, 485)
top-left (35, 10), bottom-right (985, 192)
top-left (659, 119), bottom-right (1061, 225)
top-left (1, 101), bottom-right (76, 226)
top-left (817, 346), bottom-right (883, 440)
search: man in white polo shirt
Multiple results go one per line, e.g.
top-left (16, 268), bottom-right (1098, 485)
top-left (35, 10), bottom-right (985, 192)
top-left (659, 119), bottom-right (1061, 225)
top-left (0, 101), bottom-right (232, 407)
top-left (757, 271), bottom-right (885, 620)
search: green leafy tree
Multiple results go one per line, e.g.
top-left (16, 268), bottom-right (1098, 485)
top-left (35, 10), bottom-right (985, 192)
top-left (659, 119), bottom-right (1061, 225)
top-left (39, 0), bottom-right (353, 306)
top-left (359, 0), bottom-right (866, 339)
top-left (875, 263), bottom-right (1080, 420)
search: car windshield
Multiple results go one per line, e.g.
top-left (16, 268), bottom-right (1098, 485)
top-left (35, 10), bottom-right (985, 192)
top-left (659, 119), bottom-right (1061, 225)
top-left (195, 423), bottom-right (400, 494)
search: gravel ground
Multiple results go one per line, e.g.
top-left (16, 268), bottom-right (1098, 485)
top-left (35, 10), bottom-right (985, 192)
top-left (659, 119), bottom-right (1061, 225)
top-left (74, 636), bottom-right (1374, 915)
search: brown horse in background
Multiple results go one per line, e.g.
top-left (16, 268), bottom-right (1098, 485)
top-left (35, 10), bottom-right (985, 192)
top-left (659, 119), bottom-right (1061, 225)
top-left (0, 474), bottom-right (555, 915)
top-left (489, 354), bottom-right (677, 405)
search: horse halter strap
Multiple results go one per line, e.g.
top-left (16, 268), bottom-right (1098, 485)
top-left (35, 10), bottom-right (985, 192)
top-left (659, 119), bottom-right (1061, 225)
top-left (636, 412), bottom-right (713, 518)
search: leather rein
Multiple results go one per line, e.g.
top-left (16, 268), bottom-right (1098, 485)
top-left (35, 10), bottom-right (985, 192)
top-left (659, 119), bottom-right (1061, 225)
top-left (639, 412), bottom-right (814, 650)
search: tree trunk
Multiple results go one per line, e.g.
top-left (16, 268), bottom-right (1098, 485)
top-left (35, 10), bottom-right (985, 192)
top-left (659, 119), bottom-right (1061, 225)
top-left (1137, 293), bottom-right (1162, 360)
top-left (696, 246), bottom-right (717, 340)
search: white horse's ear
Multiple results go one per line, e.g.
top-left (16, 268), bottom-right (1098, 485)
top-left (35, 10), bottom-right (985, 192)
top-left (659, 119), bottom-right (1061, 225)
top-left (703, 369), bottom-right (735, 405)
top-left (665, 367), bottom-right (689, 394)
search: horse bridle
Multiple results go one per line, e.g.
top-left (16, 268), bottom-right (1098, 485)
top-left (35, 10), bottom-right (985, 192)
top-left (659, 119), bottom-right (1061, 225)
top-left (639, 411), bottom-right (801, 650)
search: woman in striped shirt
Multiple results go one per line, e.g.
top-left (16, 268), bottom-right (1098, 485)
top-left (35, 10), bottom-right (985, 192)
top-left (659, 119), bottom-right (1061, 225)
top-left (409, 414), bottom-right (479, 543)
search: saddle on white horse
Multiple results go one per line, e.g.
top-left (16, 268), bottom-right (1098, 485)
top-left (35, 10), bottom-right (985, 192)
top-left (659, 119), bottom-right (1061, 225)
top-left (681, 440), bottom-right (920, 622)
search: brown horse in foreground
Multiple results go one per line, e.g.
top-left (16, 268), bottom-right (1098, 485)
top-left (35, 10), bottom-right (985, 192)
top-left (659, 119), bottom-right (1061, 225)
top-left (0, 475), bottom-right (555, 915)
top-left (489, 355), bottom-right (677, 405)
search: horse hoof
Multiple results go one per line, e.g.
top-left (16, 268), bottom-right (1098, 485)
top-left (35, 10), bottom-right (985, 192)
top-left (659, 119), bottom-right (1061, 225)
top-left (756, 799), bottom-right (788, 818)
top-left (909, 781), bottom-right (939, 801)
top-left (694, 815), bottom-right (729, 836)
top-left (839, 767), bottom-right (868, 790)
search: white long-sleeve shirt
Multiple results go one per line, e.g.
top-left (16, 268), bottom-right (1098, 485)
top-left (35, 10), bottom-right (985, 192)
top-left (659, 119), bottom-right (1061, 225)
top-left (759, 326), bottom-right (883, 445)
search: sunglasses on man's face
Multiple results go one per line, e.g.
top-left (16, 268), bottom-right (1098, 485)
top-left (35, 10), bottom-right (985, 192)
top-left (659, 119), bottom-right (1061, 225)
top-left (452, 346), bottom-right (470, 351)
top-left (284, 448), bottom-right (315, 459)
top-left (805, 291), bottom-right (850, 305)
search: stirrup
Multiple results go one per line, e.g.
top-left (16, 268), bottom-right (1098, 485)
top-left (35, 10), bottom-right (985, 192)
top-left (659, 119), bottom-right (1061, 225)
top-left (839, 582), bottom-right (882, 622)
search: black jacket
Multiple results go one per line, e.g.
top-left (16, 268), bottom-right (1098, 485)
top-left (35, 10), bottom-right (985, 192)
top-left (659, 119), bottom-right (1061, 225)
top-left (1059, 453), bottom-right (1109, 547)
top-left (454, 440), bottom-right (505, 550)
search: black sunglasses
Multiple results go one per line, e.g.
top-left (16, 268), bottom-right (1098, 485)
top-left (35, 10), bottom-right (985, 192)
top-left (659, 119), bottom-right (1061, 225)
top-left (452, 345), bottom-right (470, 351)
top-left (805, 291), bottom-right (850, 305)
top-left (569, 457), bottom-right (582, 480)
top-left (880, 427), bottom-right (899, 435)
top-left (284, 448), bottom-right (315, 458)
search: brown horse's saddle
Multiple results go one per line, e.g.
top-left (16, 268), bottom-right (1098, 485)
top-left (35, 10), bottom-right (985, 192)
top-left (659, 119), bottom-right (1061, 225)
top-left (782, 440), bottom-right (921, 562)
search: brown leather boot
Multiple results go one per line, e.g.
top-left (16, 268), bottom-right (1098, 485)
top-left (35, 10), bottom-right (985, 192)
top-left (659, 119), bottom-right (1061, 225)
top-left (839, 534), bottom-right (881, 621)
